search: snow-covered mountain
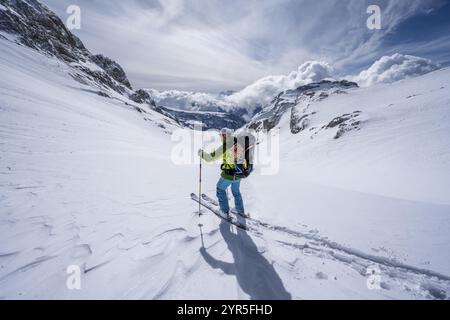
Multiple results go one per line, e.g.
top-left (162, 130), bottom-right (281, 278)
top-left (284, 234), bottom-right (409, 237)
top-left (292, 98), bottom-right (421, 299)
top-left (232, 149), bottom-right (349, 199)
top-left (143, 54), bottom-right (440, 131)
top-left (146, 89), bottom-right (236, 112)
top-left (144, 88), bottom-right (257, 127)
top-left (229, 61), bottom-right (336, 110)
top-left (247, 80), bottom-right (358, 132)
top-left (265, 67), bottom-right (450, 204)
top-left (0, 0), bottom-right (133, 96)
top-left (2, 33), bottom-right (450, 298)
top-left (0, 0), bottom-right (245, 130)
top-left (1, 0), bottom-right (450, 300)
top-left (143, 61), bottom-right (337, 122)
top-left (152, 105), bottom-right (246, 130)
top-left (140, 89), bottom-right (248, 129)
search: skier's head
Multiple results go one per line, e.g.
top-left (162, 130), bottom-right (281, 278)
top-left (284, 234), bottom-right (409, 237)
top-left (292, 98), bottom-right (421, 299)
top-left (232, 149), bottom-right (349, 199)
top-left (220, 128), bottom-right (233, 140)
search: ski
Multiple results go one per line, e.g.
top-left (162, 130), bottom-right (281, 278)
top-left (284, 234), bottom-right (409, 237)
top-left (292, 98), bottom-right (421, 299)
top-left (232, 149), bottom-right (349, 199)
top-left (201, 193), bottom-right (251, 219)
top-left (190, 193), bottom-right (249, 231)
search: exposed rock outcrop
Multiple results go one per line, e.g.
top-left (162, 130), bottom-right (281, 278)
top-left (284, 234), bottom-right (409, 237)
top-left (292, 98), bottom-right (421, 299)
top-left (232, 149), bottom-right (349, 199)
top-left (0, 0), bottom-right (132, 93)
top-left (248, 80), bottom-right (358, 132)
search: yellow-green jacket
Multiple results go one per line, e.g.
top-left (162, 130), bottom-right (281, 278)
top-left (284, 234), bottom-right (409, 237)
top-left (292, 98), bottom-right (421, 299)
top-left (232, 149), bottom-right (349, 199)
top-left (200, 143), bottom-right (241, 181)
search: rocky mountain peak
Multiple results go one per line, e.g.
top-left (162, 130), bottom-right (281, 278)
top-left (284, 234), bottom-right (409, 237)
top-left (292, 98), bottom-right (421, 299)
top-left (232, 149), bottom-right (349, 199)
top-left (248, 80), bottom-right (358, 131)
top-left (91, 54), bottom-right (132, 90)
top-left (0, 0), bottom-right (89, 62)
top-left (0, 0), bottom-right (132, 92)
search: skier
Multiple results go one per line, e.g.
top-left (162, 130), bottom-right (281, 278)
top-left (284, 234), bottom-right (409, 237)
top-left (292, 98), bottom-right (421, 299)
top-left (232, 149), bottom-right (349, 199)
top-left (198, 128), bottom-right (254, 219)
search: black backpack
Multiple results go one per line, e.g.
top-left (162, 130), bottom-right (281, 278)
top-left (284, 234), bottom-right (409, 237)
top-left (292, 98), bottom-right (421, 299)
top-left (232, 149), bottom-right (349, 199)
top-left (232, 131), bottom-right (256, 179)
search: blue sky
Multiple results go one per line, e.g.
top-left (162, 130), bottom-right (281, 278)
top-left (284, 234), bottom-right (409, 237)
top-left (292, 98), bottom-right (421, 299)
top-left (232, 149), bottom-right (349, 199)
top-left (42, 0), bottom-right (450, 92)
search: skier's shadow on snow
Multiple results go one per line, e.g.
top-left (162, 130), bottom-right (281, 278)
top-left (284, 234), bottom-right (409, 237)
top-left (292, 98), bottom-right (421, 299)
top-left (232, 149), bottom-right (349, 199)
top-left (200, 220), bottom-right (292, 300)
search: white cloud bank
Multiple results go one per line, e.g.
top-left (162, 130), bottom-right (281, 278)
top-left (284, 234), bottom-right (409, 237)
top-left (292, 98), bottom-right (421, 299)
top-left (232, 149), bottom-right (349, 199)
top-left (149, 60), bottom-right (335, 112)
top-left (149, 54), bottom-right (441, 114)
top-left (226, 61), bottom-right (334, 108)
top-left (353, 53), bottom-right (440, 87)
top-left (148, 89), bottom-right (234, 111)
top-left (43, 0), bottom-right (447, 92)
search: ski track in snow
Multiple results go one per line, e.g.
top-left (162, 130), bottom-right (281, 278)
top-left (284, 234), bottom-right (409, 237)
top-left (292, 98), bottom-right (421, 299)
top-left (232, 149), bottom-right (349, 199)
top-left (199, 194), bottom-right (450, 300)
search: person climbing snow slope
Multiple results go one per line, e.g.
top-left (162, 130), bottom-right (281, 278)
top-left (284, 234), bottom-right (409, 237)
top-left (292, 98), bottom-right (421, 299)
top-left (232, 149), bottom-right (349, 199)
top-left (198, 128), bottom-right (255, 219)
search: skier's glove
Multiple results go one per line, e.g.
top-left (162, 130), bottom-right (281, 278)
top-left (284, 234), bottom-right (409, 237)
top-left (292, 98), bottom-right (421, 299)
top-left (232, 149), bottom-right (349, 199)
top-left (198, 149), bottom-right (204, 158)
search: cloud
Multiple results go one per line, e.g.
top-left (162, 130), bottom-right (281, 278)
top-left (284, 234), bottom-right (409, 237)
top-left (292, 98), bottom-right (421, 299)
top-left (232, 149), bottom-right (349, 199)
top-left (148, 89), bottom-right (235, 111)
top-left (353, 53), bottom-right (440, 86)
top-left (148, 60), bottom-right (334, 113)
top-left (148, 53), bottom-right (441, 115)
top-left (226, 61), bottom-right (334, 108)
top-left (41, 0), bottom-right (448, 92)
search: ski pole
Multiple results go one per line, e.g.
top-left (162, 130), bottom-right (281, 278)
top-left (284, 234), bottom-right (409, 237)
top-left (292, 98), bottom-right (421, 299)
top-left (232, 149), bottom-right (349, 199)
top-left (199, 153), bottom-right (202, 217)
top-left (198, 128), bottom-right (203, 217)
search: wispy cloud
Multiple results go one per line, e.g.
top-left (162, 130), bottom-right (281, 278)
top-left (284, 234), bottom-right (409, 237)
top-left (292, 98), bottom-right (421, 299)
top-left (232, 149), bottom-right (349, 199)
top-left (42, 0), bottom-right (449, 92)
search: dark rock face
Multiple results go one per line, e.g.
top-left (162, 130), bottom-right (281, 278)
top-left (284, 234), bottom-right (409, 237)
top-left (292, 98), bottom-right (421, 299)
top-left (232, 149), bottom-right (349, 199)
top-left (70, 65), bottom-right (130, 94)
top-left (248, 80), bottom-right (358, 132)
top-left (91, 54), bottom-right (132, 89)
top-left (0, 0), bottom-right (89, 62)
top-left (129, 89), bottom-right (156, 105)
top-left (326, 111), bottom-right (363, 139)
top-left (248, 90), bottom-right (298, 131)
top-left (291, 111), bottom-right (316, 134)
top-left (0, 0), bottom-right (132, 93)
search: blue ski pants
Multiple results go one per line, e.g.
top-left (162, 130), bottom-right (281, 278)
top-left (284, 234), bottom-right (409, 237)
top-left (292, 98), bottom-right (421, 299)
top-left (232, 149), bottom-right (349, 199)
top-left (216, 177), bottom-right (245, 214)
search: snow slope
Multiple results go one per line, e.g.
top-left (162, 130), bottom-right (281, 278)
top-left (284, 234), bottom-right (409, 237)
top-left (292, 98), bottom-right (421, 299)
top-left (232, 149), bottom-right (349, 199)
top-left (1, 37), bottom-right (450, 300)
top-left (277, 68), bottom-right (450, 206)
top-left (210, 67), bottom-right (450, 299)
